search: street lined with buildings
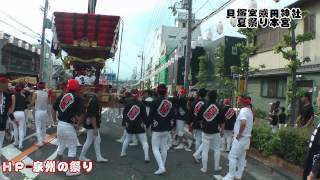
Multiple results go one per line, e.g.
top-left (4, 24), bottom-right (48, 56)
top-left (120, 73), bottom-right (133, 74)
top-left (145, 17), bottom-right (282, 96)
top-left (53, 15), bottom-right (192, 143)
top-left (0, 0), bottom-right (319, 180)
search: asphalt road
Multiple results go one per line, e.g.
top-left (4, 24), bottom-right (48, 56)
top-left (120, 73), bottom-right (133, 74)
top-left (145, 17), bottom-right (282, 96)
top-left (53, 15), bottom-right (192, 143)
top-left (2, 109), bottom-right (299, 180)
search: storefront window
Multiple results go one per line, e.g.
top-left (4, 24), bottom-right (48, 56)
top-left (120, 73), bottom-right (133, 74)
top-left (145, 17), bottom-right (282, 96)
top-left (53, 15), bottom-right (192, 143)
top-left (261, 78), bottom-right (287, 98)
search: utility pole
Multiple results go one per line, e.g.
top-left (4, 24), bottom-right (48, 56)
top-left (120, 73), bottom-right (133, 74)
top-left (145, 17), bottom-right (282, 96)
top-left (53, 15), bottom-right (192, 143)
top-left (116, 20), bottom-right (124, 93)
top-left (169, 0), bottom-right (192, 91)
top-left (184, 0), bottom-right (192, 92)
top-left (39, 0), bottom-right (49, 82)
top-left (139, 52), bottom-right (145, 90)
top-left (290, 20), bottom-right (298, 126)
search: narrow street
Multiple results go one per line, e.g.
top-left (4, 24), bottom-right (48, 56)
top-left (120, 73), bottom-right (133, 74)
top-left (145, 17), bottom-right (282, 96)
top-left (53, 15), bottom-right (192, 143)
top-left (2, 109), bottom-right (299, 180)
top-left (0, 0), bottom-right (316, 180)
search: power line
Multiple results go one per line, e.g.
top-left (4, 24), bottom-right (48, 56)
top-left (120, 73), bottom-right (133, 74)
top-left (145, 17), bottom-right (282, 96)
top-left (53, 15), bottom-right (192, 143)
top-left (0, 19), bottom-right (40, 42)
top-left (0, 9), bottom-right (41, 38)
top-left (208, 0), bottom-right (215, 10)
top-left (143, 1), bottom-right (166, 49)
top-left (194, 0), bottom-right (210, 14)
top-left (143, 3), bottom-right (168, 54)
top-left (0, 18), bottom-right (51, 43)
top-left (143, 4), bottom-right (161, 46)
top-left (141, 0), bottom-right (236, 82)
top-left (144, 1), bottom-right (195, 76)
top-left (192, 0), bottom-right (236, 31)
top-left (143, 3), bottom-right (170, 67)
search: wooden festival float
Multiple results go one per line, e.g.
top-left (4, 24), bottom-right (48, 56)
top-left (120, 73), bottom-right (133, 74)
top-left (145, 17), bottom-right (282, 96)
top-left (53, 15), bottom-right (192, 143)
top-left (51, 12), bottom-right (121, 106)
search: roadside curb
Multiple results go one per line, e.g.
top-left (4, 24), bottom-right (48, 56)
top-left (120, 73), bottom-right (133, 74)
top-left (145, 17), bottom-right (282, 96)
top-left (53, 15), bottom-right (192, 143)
top-left (247, 148), bottom-right (302, 180)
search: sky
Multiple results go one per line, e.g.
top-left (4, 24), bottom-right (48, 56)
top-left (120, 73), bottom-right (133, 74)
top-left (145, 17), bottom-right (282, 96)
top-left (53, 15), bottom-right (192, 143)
top-left (0, 0), bottom-right (298, 80)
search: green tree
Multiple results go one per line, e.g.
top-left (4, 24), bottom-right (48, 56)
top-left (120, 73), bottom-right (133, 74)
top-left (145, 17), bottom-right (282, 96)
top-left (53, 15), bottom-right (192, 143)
top-left (229, 28), bottom-right (265, 96)
top-left (215, 44), bottom-right (225, 78)
top-left (230, 28), bottom-right (264, 96)
top-left (215, 44), bottom-right (234, 98)
top-left (273, 12), bottom-right (314, 125)
top-left (196, 56), bottom-right (209, 89)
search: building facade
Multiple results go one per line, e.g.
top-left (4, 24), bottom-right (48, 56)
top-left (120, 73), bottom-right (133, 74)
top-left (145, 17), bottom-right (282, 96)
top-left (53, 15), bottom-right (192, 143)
top-left (202, 36), bottom-right (245, 88)
top-left (248, 0), bottom-right (319, 112)
top-left (144, 12), bottom-right (201, 92)
top-left (0, 32), bottom-right (40, 79)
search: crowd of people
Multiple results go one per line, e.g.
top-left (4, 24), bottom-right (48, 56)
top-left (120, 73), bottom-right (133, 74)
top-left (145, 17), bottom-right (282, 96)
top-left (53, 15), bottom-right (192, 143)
top-left (114, 84), bottom-right (253, 179)
top-left (74, 69), bottom-right (96, 85)
top-left (268, 92), bottom-right (315, 133)
top-left (0, 74), bottom-right (255, 180)
top-left (0, 75), bottom-right (58, 180)
top-left (2, 81), bottom-right (56, 149)
top-left (2, 73), bottom-right (320, 180)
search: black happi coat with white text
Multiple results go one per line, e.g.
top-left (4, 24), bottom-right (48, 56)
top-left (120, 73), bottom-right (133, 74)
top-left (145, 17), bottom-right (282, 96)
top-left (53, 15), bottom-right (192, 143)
top-left (303, 123), bottom-right (320, 180)
top-left (122, 99), bottom-right (148, 134)
top-left (198, 101), bottom-right (223, 134)
top-left (188, 98), bottom-right (206, 130)
top-left (221, 105), bottom-right (236, 131)
top-left (147, 96), bottom-right (174, 132)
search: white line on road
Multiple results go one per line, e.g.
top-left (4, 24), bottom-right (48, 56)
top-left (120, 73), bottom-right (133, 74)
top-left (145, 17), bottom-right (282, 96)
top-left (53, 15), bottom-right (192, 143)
top-left (31, 150), bottom-right (58, 179)
top-left (21, 156), bottom-right (38, 179)
top-left (2, 134), bottom-right (58, 179)
top-left (2, 144), bottom-right (22, 161)
top-left (1, 144), bottom-right (38, 179)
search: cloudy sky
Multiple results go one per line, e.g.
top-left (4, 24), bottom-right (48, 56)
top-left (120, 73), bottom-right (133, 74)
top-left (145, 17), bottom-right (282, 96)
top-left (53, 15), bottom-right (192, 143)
top-left (0, 0), bottom-right (297, 80)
